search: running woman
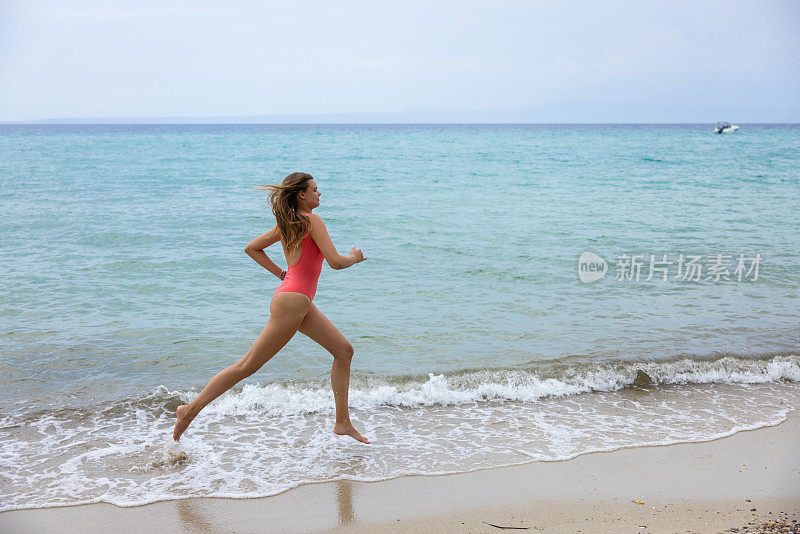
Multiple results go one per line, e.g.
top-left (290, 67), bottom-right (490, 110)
top-left (172, 172), bottom-right (369, 444)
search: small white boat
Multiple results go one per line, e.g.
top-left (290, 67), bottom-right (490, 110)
top-left (714, 121), bottom-right (739, 134)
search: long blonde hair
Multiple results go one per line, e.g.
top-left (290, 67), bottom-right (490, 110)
top-left (253, 172), bottom-right (313, 252)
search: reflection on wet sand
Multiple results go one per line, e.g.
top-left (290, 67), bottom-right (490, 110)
top-left (332, 449), bottom-right (369, 526)
top-left (336, 480), bottom-right (355, 526)
top-left (177, 498), bottom-right (215, 533)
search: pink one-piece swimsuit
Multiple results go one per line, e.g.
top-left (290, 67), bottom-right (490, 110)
top-left (273, 214), bottom-right (324, 303)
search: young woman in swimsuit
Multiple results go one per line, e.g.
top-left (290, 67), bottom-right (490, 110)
top-left (172, 172), bottom-right (370, 444)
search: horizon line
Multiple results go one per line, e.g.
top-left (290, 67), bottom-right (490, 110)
top-left (2, 121), bottom-right (797, 126)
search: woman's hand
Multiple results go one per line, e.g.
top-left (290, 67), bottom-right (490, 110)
top-left (349, 247), bottom-right (366, 263)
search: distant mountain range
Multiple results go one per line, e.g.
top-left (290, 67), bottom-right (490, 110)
top-left (5, 99), bottom-right (799, 124)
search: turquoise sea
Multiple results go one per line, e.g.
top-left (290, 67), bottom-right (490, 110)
top-left (1, 123), bottom-right (799, 510)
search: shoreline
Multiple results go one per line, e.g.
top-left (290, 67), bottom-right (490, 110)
top-left (2, 408), bottom-right (799, 533)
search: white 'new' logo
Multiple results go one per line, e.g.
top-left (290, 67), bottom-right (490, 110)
top-left (578, 252), bottom-right (607, 283)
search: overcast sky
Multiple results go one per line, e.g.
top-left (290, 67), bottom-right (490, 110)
top-left (0, 0), bottom-right (798, 122)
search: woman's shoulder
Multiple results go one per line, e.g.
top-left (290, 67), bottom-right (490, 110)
top-left (304, 213), bottom-right (328, 240)
top-left (305, 212), bottom-right (325, 225)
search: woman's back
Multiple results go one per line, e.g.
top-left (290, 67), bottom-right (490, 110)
top-left (274, 214), bottom-right (325, 301)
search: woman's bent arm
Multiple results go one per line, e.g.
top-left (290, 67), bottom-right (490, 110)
top-left (307, 213), bottom-right (364, 270)
top-left (245, 225), bottom-right (284, 278)
top-left (245, 249), bottom-right (284, 278)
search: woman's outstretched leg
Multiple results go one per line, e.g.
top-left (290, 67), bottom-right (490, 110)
top-left (298, 302), bottom-right (370, 444)
top-left (330, 353), bottom-right (369, 442)
top-left (173, 293), bottom-right (311, 441)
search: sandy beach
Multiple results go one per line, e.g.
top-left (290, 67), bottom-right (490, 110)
top-left (2, 405), bottom-right (797, 533)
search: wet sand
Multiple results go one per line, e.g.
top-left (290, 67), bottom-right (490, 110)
top-left (2, 408), bottom-right (798, 533)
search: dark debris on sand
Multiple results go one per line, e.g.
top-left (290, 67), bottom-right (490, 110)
top-left (724, 510), bottom-right (799, 533)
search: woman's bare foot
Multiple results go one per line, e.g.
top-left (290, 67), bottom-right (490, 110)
top-left (333, 420), bottom-right (370, 444)
top-left (173, 405), bottom-right (196, 441)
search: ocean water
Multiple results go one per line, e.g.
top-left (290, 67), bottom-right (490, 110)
top-left (1, 123), bottom-right (799, 511)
